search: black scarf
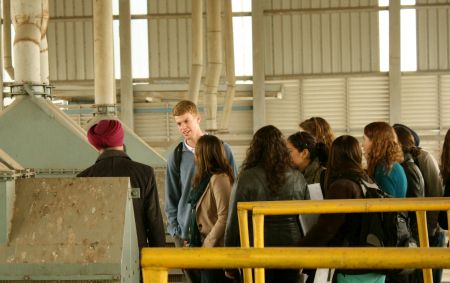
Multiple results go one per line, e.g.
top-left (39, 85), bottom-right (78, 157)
top-left (187, 173), bottom-right (212, 247)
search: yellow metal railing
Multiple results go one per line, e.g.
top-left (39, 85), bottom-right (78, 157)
top-left (141, 247), bottom-right (450, 283)
top-left (237, 197), bottom-right (450, 283)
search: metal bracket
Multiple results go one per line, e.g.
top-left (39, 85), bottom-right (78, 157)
top-left (94, 104), bottom-right (118, 116)
top-left (10, 83), bottom-right (53, 98)
top-left (0, 169), bottom-right (35, 181)
top-left (129, 187), bottom-right (140, 199)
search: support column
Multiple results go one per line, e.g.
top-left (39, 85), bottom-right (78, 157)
top-left (93, 0), bottom-right (115, 105)
top-left (252, 0), bottom-right (265, 133)
top-left (389, 0), bottom-right (401, 124)
top-left (220, 0), bottom-right (236, 132)
top-left (188, 0), bottom-right (203, 104)
top-left (119, 0), bottom-right (134, 129)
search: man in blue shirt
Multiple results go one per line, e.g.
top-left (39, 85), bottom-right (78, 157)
top-left (165, 100), bottom-right (236, 283)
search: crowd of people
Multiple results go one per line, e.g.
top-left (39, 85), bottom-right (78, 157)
top-left (80, 99), bottom-right (450, 283)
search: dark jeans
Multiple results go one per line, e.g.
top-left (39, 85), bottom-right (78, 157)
top-left (201, 269), bottom-right (235, 283)
top-left (174, 236), bottom-right (201, 283)
top-left (429, 228), bottom-right (446, 283)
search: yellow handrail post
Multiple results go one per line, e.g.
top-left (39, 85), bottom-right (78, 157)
top-left (253, 214), bottom-right (265, 283)
top-left (416, 210), bottom-right (432, 283)
top-left (238, 208), bottom-right (253, 283)
top-left (142, 267), bottom-right (168, 283)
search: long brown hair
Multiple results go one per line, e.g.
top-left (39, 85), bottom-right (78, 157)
top-left (193, 135), bottom-right (234, 188)
top-left (364, 122), bottom-right (403, 177)
top-left (326, 135), bottom-right (369, 189)
top-left (299, 117), bottom-right (335, 152)
top-left (441, 129), bottom-right (450, 184)
top-left (242, 125), bottom-right (291, 193)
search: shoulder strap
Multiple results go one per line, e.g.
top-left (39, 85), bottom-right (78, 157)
top-left (174, 142), bottom-right (184, 174)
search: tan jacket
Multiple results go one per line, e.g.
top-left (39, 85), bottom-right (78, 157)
top-left (196, 173), bottom-right (232, 248)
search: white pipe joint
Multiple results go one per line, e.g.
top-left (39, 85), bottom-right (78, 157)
top-left (11, 0), bottom-right (44, 84)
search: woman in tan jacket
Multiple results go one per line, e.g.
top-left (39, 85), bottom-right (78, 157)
top-left (188, 135), bottom-right (234, 283)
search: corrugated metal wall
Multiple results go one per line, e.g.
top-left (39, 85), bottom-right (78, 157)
top-left (264, 0), bottom-right (380, 75)
top-left (48, 0), bottom-right (94, 81)
top-left (417, 0), bottom-right (450, 71)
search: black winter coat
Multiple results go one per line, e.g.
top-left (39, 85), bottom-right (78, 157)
top-left (401, 153), bottom-right (425, 199)
top-left (77, 150), bottom-right (166, 249)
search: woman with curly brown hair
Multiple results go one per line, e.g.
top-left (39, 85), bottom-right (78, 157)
top-left (299, 117), bottom-right (335, 154)
top-left (224, 125), bottom-right (308, 283)
top-left (362, 122), bottom-right (407, 198)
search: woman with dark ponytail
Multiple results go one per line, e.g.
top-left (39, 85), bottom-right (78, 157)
top-left (287, 131), bottom-right (328, 187)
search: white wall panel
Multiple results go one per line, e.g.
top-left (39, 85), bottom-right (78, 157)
top-left (348, 76), bottom-right (389, 132)
top-left (266, 81), bottom-right (300, 132)
top-left (401, 75), bottom-right (439, 129)
top-left (441, 75), bottom-right (450, 129)
top-left (264, 0), bottom-right (379, 75)
top-left (301, 78), bottom-right (346, 132)
top-left (417, 0), bottom-right (450, 71)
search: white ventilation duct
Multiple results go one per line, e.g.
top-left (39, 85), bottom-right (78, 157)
top-left (188, 0), bottom-right (203, 104)
top-left (204, 0), bottom-right (222, 131)
top-left (3, 0), bottom-right (14, 80)
top-left (220, 0), bottom-right (236, 131)
top-left (11, 0), bottom-right (45, 84)
top-left (93, 0), bottom-right (115, 106)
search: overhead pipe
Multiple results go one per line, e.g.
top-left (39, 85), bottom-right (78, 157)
top-left (40, 0), bottom-right (49, 85)
top-left (11, 0), bottom-right (44, 84)
top-left (93, 0), bottom-right (115, 106)
top-left (204, 0), bottom-right (222, 131)
top-left (220, 0), bottom-right (236, 132)
top-left (188, 0), bottom-right (203, 104)
top-left (3, 0), bottom-right (14, 80)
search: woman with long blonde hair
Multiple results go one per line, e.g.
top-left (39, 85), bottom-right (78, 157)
top-left (362, 122), bottom-right (407, 198)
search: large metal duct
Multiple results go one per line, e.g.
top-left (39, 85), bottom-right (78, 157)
top-left (204, 0), bottom-right (222, 131)
top-left (0, 177), bottom-right (139, 282)
top-left (93, 0), bottom-right (115, 106)
top-left (220, 0), bottom-right (236, 132)
top-left (3, 0), bottom-right (14, 80)
top-left (188, 0), bottom-right (203, 104)
top-left (11, 0), bottom-right (44, 84)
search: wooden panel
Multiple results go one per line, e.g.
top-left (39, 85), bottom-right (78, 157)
top-left (65, 0), bottom-right (76, 80)
top-left (83, 0), bottom-right (94, 79)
